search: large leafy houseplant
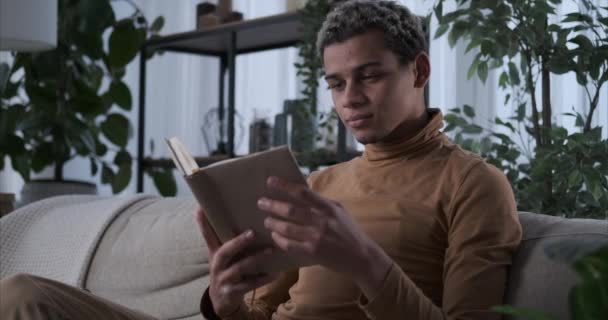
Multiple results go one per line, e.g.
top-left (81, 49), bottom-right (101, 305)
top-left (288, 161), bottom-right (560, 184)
top-left (433, 0), bottom-right (608, 218)
top-left (0, 0), bottom-right (164, 194)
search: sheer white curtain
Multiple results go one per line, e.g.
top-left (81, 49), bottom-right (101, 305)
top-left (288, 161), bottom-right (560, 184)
top-left (1, 0), bottom-right (606, 197)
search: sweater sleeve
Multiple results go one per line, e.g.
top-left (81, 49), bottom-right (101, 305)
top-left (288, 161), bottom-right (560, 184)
top-left (357, 161), bottom-right (523, 320)
top-left (201, 269), bottom-right (299, 320)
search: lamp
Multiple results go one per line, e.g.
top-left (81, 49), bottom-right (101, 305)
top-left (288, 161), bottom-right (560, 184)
top-left (0, 0), bottom-right (57, 51)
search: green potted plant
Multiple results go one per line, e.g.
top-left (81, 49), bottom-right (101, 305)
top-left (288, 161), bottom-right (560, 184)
top-left (293, 0), bottom-right (345, 169)
top-left (432, 0), bottom-right (608, 218)
top-left (0, 0), bottom-right (164, 204)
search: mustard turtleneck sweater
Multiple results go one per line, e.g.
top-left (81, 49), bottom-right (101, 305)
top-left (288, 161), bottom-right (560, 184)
top-left (218, 110), bottom-right (522, 320)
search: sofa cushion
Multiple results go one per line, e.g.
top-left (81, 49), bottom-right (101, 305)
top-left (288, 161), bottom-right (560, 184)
top-left (505, 212), bottom-right (608, 320)
top-left (85, 197), bottom-right (208, 320)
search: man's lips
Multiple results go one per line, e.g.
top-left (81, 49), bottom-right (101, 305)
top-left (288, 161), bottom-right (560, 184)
top-left (346, 114), bottom-right (373, 128)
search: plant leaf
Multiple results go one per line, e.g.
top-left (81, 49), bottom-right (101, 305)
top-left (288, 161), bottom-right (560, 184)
top-left (434, 2), bottom-right (443, 21)
top-left (10, 154), bottom-right (30, 182)
top-left (150, 16), bottom-right (164, 33)
top-left (90, 158), bottom-right (98, 176)
top-left (568, 170), bottom-right (583, 188)
top-left (31, 51), bottom-right (59, 80)
top-left (434, 24), bottom-right (449, 39)
top-left (0, 63), bottom-right (9, 95)
top-left (74, 31), bottom-right (104, 60)
top-left (0, 104), bottom-right (26, 135)
top-left (77, 0), bottom-right (115, 34)
top-left (112, 164), bottom-right (131, 193)
top-left (70, 77), bottom-right (105, 117)
top-left (562, 12), bottom-right (593, 24)
top-left (448, 21), bottom-right (468, 48)
top-left (150, 169), bottom-right (177, 196)
top-left (108, 20), bottom-right (142, 69)
top-left (599, 70), bottom-right (608, 87)
top-left (100, 113), bottom-right (130, 148)
top-left (477, 61), bottom-right (488, 83)
top-left (499, 71), bottom-right (509, 88)
top-left (66, 117), bottom-right (96, 156)
top-left (516, 103), bottom-right (526, 122)
top-left (467, 61), bottom-right (478, 80)
top-left (25, 82), bottom-right (56, 109)
top-left (109, 81), bottom-right (132, 110)
top-left (569, 34), bottom-right (594, 51)
top-left (575, 113), bottom-right (585, 127)
top-left (583, 172), bottom-right (604, 202)
top-left (101, 164), bottom-right (114, 184)
top-left (462, 124), bottom-right (483, 134)
top-left (463, 104), bottom-right (475, 118)
top-left (508, 62), bottom-right (520, 86)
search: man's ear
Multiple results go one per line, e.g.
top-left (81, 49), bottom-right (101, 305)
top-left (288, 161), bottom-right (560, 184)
top-left (413, 52), bottom-right (430, 88)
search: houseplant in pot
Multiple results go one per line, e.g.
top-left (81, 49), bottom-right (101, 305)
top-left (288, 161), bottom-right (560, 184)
top-left (432, 0), bottom-right (608, 218)
top-left (293, 0), bottom-right (347, 168)
top-left (0, 0), bottom-right (166, 205)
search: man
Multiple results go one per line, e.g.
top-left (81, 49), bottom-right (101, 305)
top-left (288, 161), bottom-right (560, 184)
top-left (0, 1), bottom-right (521, 319)
top-left (199, 1), bottom-right (521, 320)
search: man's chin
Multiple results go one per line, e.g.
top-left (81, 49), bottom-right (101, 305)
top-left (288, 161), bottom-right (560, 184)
top-left (352, 132), bottom-right (378, 145)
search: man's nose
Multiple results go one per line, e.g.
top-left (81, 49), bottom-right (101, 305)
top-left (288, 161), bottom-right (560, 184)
top-left (342, 81), bottom-right (365, 108)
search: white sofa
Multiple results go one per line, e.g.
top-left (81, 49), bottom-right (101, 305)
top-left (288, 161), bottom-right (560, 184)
top-left (1, 195), bottom-right (606, 320)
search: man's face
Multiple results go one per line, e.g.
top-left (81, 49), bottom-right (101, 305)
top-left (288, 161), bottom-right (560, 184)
top-left (323, 29), bottom-right (427, 145)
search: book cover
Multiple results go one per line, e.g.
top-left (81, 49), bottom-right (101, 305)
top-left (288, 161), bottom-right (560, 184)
top-left (166, 137), bottom-right (308, 274)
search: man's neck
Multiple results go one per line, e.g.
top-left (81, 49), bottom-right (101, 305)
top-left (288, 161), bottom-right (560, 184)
top-left (376, 107), bottom-right (430, 145)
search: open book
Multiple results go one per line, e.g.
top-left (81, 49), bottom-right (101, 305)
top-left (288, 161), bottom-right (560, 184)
top-left (166, 137), bottom-right (309, 274)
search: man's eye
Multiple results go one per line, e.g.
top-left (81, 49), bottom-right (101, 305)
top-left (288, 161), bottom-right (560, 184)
top-left (327, 82), bottom-right (344, 90)
top-left (361, 73), bottom-right (381, 81)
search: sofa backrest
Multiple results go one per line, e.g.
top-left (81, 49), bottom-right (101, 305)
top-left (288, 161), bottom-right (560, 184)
top-left (84, 200), bottom-right (607, 320)
top-left (504, 212), bottom-right (608, 320)
top-left (85, 197), bottom-right (208, 320)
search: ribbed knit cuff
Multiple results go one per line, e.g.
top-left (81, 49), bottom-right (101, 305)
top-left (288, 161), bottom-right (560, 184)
top-left (357, 262), bottom-right (405, 319)
top-left (201, 287), bottom-right (222, 320)
top-left (201, 287), bottom-right (246, 320)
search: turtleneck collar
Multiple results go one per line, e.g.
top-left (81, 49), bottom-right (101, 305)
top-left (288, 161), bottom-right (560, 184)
top-left (363, 109), bottom-right (445, 162)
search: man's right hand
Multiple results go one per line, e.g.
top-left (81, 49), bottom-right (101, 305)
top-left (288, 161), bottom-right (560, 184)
top-left (195, 208), bottom-right (278, 317)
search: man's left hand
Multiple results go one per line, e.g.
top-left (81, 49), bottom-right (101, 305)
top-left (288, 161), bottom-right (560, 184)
top-left (257, 176), bottom-right (392, 298)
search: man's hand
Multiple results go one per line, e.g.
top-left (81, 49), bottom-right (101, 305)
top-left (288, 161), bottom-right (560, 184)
top-left (195, 209), bottom-right (278, 317)
top-left (257, 176), bottom-right (393, 299)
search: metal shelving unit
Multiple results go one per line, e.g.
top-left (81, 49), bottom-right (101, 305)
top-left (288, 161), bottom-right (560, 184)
top-left (136, 11), bottom-right (428, 192)
top-left (136, 12), bottom-right (318, 192)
